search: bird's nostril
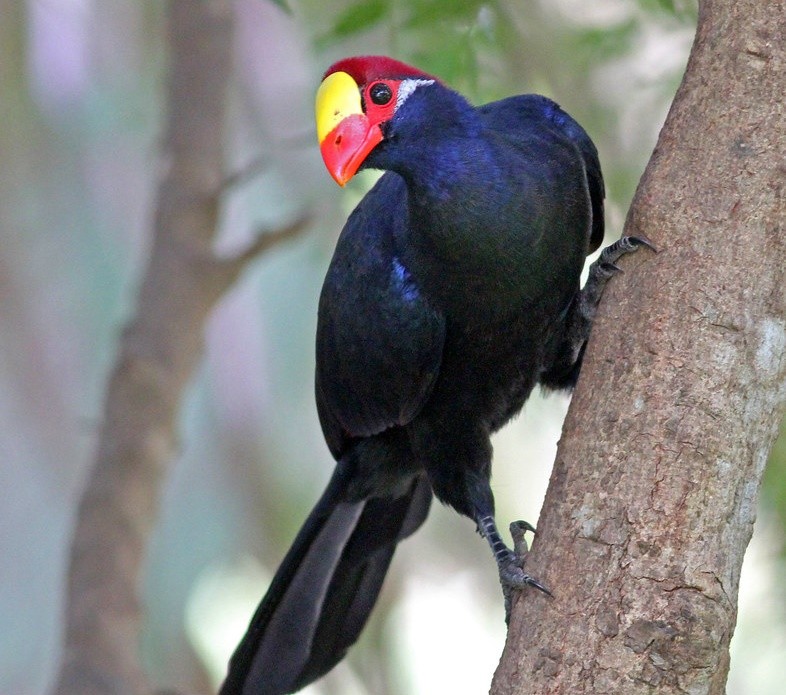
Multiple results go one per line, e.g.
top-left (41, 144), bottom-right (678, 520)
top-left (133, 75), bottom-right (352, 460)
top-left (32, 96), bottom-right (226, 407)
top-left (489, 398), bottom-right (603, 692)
top-left (335, 135), bottom-right (342, 146)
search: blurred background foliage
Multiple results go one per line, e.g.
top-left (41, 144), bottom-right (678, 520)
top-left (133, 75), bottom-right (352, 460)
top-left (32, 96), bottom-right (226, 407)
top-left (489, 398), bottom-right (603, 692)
top-left (1, 0), bottom-right (784, 693)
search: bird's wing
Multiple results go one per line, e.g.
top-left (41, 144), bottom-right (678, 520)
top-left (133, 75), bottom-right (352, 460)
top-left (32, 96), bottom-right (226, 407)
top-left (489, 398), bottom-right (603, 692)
top-left (478, 94), bottom-right (605, 253)
top-left (316, 173), bottom-right (445, 458)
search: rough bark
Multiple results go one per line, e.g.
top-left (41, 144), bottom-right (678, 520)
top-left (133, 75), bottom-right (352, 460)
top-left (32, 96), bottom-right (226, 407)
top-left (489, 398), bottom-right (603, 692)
top-left (52, 3), bottom-right (305, 694)
top-left (492, 0), bottom-right (786, 693)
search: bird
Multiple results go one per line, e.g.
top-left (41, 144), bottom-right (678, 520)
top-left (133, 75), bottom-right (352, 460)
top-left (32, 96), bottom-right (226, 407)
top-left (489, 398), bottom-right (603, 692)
top-left (220, 55), bottom-right (650, 695)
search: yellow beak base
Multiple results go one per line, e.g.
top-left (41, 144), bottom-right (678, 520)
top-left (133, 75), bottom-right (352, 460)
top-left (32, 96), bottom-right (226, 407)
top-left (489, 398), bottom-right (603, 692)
top-left (316, 71), bottom-right (382, 186)
top-left (316, 72), bottom-right (364, 142)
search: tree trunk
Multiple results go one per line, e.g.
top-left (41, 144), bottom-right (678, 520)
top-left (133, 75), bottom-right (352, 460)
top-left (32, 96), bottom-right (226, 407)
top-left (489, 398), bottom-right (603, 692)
top-left (52, 3), bottom-right (234, 693)
top-left (52, 3), bottom-right (304, 693)
top-left (492, 0), bottom-right (786, 693)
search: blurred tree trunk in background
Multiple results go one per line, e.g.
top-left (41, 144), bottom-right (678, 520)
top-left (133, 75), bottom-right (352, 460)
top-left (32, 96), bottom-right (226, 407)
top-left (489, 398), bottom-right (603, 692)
top-left (53, 2), bottom-right (234, 692)
top-left (493, 0), bottom-right (786, 693)
top-left (51, 2), bottom-right (302, 693)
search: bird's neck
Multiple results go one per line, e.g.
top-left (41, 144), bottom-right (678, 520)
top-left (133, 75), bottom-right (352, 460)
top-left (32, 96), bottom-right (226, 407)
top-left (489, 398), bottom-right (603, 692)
top-left (377, 90), bottom-right (536, 315)
top-left (398, 139), bottom-right (495, 206)
top-left (373, 86), bottom-right (488, 203)
top-left (393, 159), bottom-right (533, 318)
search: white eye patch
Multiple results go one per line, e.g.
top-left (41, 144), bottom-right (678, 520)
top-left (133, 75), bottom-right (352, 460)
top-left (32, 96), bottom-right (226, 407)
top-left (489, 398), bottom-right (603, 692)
top-left (396, 79), bottom-right (435, 110)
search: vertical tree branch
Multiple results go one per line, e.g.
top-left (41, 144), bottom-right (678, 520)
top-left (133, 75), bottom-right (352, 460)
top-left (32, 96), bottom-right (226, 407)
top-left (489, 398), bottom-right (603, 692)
top-left (493, 0), bottom-right (785, 693)
top-left (53, 3), bottom-right (238, 693)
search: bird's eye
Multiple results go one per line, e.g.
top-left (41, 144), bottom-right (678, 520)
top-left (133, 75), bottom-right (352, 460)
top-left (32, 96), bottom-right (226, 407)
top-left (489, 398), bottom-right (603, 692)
top-left (369, 82), bottom-right (393, 106)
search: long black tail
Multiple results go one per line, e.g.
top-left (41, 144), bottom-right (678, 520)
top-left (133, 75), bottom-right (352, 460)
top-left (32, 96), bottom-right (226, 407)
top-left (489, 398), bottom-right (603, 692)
top-left (219, 460), bottom-right (432, 695)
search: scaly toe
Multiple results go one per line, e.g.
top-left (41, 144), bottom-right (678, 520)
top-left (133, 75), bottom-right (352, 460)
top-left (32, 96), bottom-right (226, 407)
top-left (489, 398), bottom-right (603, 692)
top-left (498, 556), bottom-right (552, 597)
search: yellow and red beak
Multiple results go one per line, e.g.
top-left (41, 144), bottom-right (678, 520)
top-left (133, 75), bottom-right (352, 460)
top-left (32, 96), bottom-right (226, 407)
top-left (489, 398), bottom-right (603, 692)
top-left (316, 71), bottom-right (383, 186)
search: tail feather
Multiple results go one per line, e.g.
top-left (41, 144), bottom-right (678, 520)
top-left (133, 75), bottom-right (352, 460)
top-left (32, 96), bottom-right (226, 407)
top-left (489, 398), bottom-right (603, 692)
top-left (220, 463), bottom-right (432, 695)
top-left (297, 476), bottom-right (432, 689)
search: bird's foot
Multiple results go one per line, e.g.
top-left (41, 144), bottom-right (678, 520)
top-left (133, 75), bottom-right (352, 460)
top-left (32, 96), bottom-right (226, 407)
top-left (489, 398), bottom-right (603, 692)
top-left (539, 235), bottom-right (656, 391)
top-left (498, 552), bottom-right (550, 594)
top-left (499, 521), bottom-right (551, 623)
top-left (588, 235), bottom-right (656, 286)
top-left (573, 235), bottom-right (656, 330)
top-left (509, 519), bottom-right (536, 559)
top-left (477, 515), bottom-right (550, 623)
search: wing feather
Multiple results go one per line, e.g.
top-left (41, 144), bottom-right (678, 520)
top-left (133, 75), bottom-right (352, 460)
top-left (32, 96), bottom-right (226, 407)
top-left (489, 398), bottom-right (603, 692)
top-left (478, 94), bottom-right (605, 253)
top-left (316, 174), bottom-right (445, 458)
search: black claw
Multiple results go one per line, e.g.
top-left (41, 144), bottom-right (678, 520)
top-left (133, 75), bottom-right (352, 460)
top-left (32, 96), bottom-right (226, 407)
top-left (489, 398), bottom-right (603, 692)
top-left (587, 235), bottom-right (655, 291)
top-left (501, 563), bottom-right (552, 624)
top-left (509, 519), bottom-right (537, 536)
top-left (625, 235), bottom-right (657, 253)
top-left (525, 576), bottom-right (553, 597)
top-left (598, 235), bottom-right (657, 268)
top-left (499, 559), bottom-right (552, 597)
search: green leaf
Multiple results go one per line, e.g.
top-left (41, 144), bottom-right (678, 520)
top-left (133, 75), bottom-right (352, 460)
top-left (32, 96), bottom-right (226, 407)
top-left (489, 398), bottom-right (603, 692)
top-left (573, 21), bottom-right (638, 62)
top-left (763, 420), bottom-right (786, 555)
top-left (322, 0), bottom-right (389, 41)
top-left (404, 0), bottom-right (487, 29)
top-left (267, 0), bottom-right (291, 12)
top-left (637, 0), bottom-right (698, 21)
